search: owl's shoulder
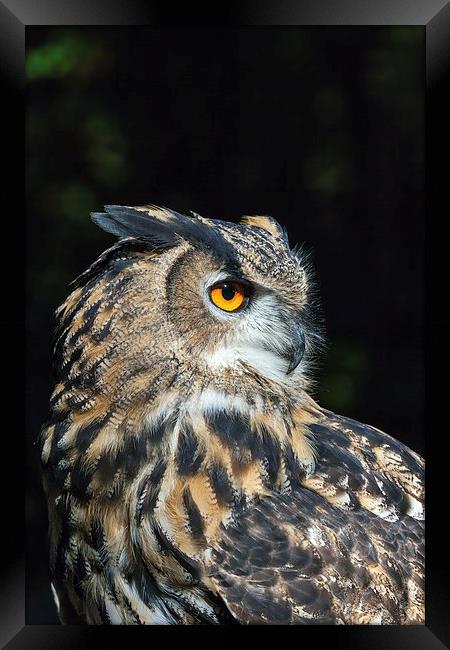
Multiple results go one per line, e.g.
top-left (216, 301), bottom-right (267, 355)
top-left (207, 408), bottom-right (425, 625)
top-left (303, 408), bottom-right (424, 519)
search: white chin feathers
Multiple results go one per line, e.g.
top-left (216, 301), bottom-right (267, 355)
top-left (207, 344), bottom-right (292, 382)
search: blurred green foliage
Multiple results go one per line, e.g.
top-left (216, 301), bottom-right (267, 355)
top-left (26, 35), bottom-right (81, 80)
top-left (26, 32), bottom-right (109, 81)
top-left (27, 31), bottom-right (131, 304)
top-left (83, 114), bottom-right (129, 186)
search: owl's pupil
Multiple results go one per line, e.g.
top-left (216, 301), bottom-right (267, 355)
top-left (221, 284), bottom-right (236, 301)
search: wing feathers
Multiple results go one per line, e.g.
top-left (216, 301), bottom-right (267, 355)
top-left (208, 409), bottom-right (424, 625)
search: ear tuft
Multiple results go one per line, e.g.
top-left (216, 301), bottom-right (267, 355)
top-left (91, 204), bottom-right (227, 251)
top-left (240, 215), bottom-right (288, 242)
top-left (91, 205), bottom-right (184, 246)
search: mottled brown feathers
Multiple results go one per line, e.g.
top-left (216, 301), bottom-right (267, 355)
top-left (40, 204), bottom-right (424, 625)
top-left (204, 411), bottom-right (424, 625)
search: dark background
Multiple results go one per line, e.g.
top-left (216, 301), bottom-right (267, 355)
top-left (26, 26), bottom-right (424, 623)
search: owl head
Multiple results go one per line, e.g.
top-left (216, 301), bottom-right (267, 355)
top-left (56, 205), bottom-right (321, 416)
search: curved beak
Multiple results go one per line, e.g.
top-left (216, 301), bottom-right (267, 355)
top-left (286, 329), bottom-right (305, 375)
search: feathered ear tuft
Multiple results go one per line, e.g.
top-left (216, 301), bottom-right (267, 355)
top-left (91, 204), bottom-right (194, 246)
top-left (240, 215), bottom-right (289, 243)
top-left (91, 204), bottom-right (228, 252)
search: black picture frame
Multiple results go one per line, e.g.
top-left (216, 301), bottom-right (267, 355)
top-left (2, 0), bottom-right (448, 646)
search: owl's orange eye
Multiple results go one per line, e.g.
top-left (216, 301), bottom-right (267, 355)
top-left (209, 281), bottom-right (248, 312)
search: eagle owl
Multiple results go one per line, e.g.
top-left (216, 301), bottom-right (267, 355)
top-left (40, 205), bottom-right (424, 625)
